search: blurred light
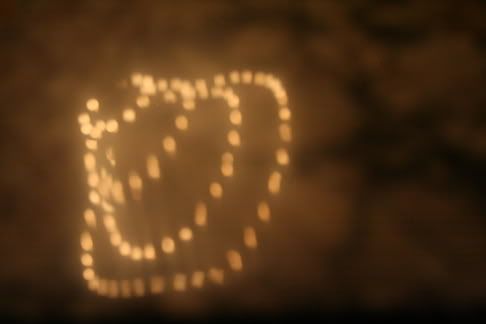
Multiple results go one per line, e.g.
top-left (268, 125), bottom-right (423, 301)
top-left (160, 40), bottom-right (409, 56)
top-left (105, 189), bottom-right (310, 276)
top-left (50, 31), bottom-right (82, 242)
top-left (229, 110), bottom-right (242, 125)
top-left (175, 115), bottom-right (188, 130)
top-left (194, 202), bottom-right (207, 226)
top-left (209, 182), bottom-right (223, 199)
top-left (120, 242), bottom-right (131, 256)
top-left (268, 171), bottom-right (282, 194)
top-left (81, 253), bottom-right (93, 267)
top-left (84, 208), bottom-right (96, 227)
top-left (133, 278), bottom-right (145, 296)
top-left (144, 244), bottom-right (156, 260)
top-left (179, 227), bottom-right (193, 241)
top-left (78, 113), bottom-right (90, 124)
top-left (161, 237), bottom-right (175, 254)
top-left (227, 130), bottom-right (240, 146)
top-left (131, 246), bottom-right (142, 261)
top-left (257, 201), bottom-right (271, 222)
top-left (146, 154), bottom-right (161, 179)
top-left (83, 268), bottom-right (95, 281)
top-left (108, 280), bottom-right (119, 298)
top-left (242, 70), bottom-right (253, 84)
top-left (227, 250), bottom-right (243, 271)
top-left (214, 74), bottom-right (225, 87)
top-left (191, 271), bottom-right (205, 288)
top-left (229, 71), bottom-right (240, 84)
top-left (122, 108), bottom-right (136, 122)
top-left (86, 98), bottom-right (99, 112)
top-left (106, 119), bottom-right (119, 133)
top-left (244, 227), bottom-right (258, 248)
top-left (150, 276), bottom-right (164, 293)
top-left (121, 280), bottom-right (131, 298)
top-left (110, 232), bottom-right (122, 246)
top-left (279, 107), bottom-right (291, 121)
top-left (279, 124), bottom-right (292, 142)
top-left (208, 268), bottom-right (224, 285)
top-left (276, 148), bottom-right (290, 165)
top-left (136, 95), bottom-right (150, 108)
top-left (173, 273), bottom-right (187, 292)
top-left (162, 136), bottom-right (176, 154)
top-left (81, 231), bottom-right (93, 251)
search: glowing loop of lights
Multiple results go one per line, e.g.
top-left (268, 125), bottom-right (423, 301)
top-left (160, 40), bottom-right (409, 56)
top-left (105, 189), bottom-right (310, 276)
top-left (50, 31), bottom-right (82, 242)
top-left (78, 70), bottom-right (292, 297)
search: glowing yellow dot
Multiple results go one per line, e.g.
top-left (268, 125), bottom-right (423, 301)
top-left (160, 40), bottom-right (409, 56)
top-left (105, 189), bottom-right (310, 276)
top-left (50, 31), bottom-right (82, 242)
top-left (97, 279), bottom-right (108, 296)
top-left (229, 71), bottom-right (240, 83)
top-left (131, 246), bottom-right (142, 261)
top-left (86, 99), bottom-right (99, 112)
top-left (81, 123), bottom-right (93, 135)
top-left (84, 153), bottom-right (96, 171)
top-left (88, 278), bottom-right (99, 291)
top-left (112, 181), bottom-right (125, 204)
top-left (95, 120), bottom-right (106, 132)
top-left (209, 182), bottom-right (223, 199)
top-left (103, 214), bottom-right (116, 232)
top-left (110, 232), bottom-right (121, 246)
top-left (242, 70), bottom-right (253, 83)
top-left (227, 250), bottom-right (243, 271)
top-left (268, 171), bottom-right (282, 194)
top-left (84, 209), bottom-right (96, 227)
top-left (214, 74), bottom-right (225, 87)
top-left (83, 268), bottom-right (95, 281)
top-left (85, 139), bottom-right (97, 150)
top-left (229, 110), bottom-right (242, 125)
top-left (136, 95), bottom-right (150, 108)
top-left (120, 242), bottom-right (131, 256)
top-left (131, 73), bottom-right (143, 86)
top-left (191, 271), bottom-right (205, 288)
top-left (208, 268), bottom-right (224, 285)
top-left (244, 227), bottom-right (258, 248)
top-left (128, 171), bottom-right (143, 200)
top-left (146, 154), bottom-right (160, 179)
top-left (221, 162), bottom-right (233, 177)
top-left (279, 124), bottom-right (292, 142)
top-left (87, 173), bottom-right (99, 187)
top-left (254, 72), bottom-right (266, 85)
top-left (89, 191), bottom-right (100, 205)
top-left (173, 274), bottom-right (187, 292)
top-left (150, 276), bottom-right (164, 293)
top-left (279, 107), bottom-right (291, 120)
top-left (227, 130), bottom-right (240, 146)
top-left (122, 108), bottom-right (136, 122)
top-left (175, 115), bottom-right (188, 130)
top-left (157, 79), bottom-right (168, 91)
top-left (257, 201), bottom-right (271, 222)
top-left (78, 113), bottom-right (90, 124)
top-left (276, 148), bottom-right (290, 165)
top-left (194, 202), bottom-right (207, 226)
top-left (144, 244), bottom-right (156, 260)
top-left (81, 231), bottom-right (93, 251)
top-left (179, 227), bottom-right (193, 241)
top-left (106, 119), bottom-right (119, 133)
top-left (81, 253), bottom-right (93, 267)
top-left (161, 237), bottom-right (175, 254)
top-left (162, 136), bottom-right (176, 154)
top-left (182, 100), bottom-right (195, 111)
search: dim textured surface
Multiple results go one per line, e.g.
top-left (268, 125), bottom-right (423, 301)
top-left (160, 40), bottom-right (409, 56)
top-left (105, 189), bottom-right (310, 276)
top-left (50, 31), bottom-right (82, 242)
top-left (0, 0), bottom-right (485, 320)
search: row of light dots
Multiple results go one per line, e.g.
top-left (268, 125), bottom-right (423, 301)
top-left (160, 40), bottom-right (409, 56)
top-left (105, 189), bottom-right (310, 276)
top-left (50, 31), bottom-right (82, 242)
top-left (78, 70), bottom-right (292, 297)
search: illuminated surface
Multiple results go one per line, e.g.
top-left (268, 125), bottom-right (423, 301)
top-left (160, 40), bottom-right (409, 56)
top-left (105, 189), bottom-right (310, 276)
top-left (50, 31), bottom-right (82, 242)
top-left (77, 71), bottom-right (292, 297)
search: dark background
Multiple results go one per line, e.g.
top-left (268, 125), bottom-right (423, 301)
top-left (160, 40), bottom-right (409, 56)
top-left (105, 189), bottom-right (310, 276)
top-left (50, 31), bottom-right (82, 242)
top-left (1, 0), bottom-right (485, 322)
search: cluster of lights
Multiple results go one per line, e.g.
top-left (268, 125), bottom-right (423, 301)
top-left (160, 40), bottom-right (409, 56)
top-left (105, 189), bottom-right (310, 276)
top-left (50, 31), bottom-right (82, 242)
top-left (78, 70), bottom-right (292, 298)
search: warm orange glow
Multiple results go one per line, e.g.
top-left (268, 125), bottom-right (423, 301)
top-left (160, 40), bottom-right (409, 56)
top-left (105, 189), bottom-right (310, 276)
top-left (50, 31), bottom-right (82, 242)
top-left (83, 209), bottom-right (96, 227)
top-left (279, 123), bottom-right (292, 142)
top-left (162, 136), bottom-right (176, 154)
top-left (120, 280), bottom-right (131, 298)
top-left (227, 130), bottom-right (240, 146)
top-left (128, 171), bottom-right (143, 200)
top-left (86, 98), bottom-right (99, 112)
top-left (173, 273), bottom-right (187, 292)
top-left (85, 139), bottom-right (97, 150)
top-left (122, 108), bottom-right (136, 122)
top-left (175, 115), bottom-right (188, 130)
top-left (242, 70), bottom-right (253, 84)
top-left (229, 71), bottom-right (240, 83)
top-left (194, 202), bottom-right (207, 226)
top-left (208, 268), bottom-right (224, 285)
top-left (136, 95), bottom-right (150, 108)
top-left (182, 100), bottom-right (195, 111)
top-left (84, 153), bottom-right (96, 171)
top-left (106, 119), bottom-right (119, 133)
top-left (131, 246), bottom-right (142, 261)
top-left (279, 107), bottom-right (291, 120)
top-left (87, 172), bottom-right (99, 187)
top-left (161, 237), bottom-right (175, 254)
top-left (268, 171), bottom-right (282, 194)
top-left (276, 148), bottom-right (290, 165)
top-left (150, 276), bottom-right (164, 293)
top-left (120, 242), bottom-right (131, 256)
top-left (78, 113), bottom-right (90, 124)
top-left (110, 232), bottom-right (122, 246)
top-left (214, 74), bottom-right (225, 87)
top-left (157, 79), bottom-right (168, 91)
top-left (133, 278), bottom-right (145, 296)
top-left (227, 250), bottom-right (243, 271)
top-left (244, 227), bottom-right (258, 248)
top-left (81, 231), bottom-right (93, 251)
top-left (81, 253), bottom-right (93, 267)
top-left (257, 201), bottom-right (271, 222)
top-left (191, 271), bottom-right (205, 288)
top-left (83, 268), bottom-right (95, 281)
top-left (144, 244), bottom-right (156, 260)
top-left (103, 214), bottom-right (116, 232)
top-left (209, 182), bottom-right (223, 199)
top-left (229, 109), bottom-right (242, 125)
top-left (146, 154), bottom-right (161, 179)
top-left (108, 280), bottom-right (119, 298)
top-left (112, 181), bottom-right (125, 204)
top-left (179, 227), bottom-right (193, 241)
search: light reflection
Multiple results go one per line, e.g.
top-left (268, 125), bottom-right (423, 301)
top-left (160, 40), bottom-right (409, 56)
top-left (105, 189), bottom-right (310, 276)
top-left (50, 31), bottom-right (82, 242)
top-left (146, 154), bottom-right (161, 179)
top-left (194, 202), bottom-right (207, 226)
top-left (244, 227), bottom-right (258, 248)
top-left (161, 237), bottom-right (175, 254)
top-left (257, 201), bottom-right (271, 222)
top-left (179, 227), bottom-right (193, 241)
top-left (209, 182), bottom-right (223, 199)
top-left (226, 250), bottom-right (243, 271)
